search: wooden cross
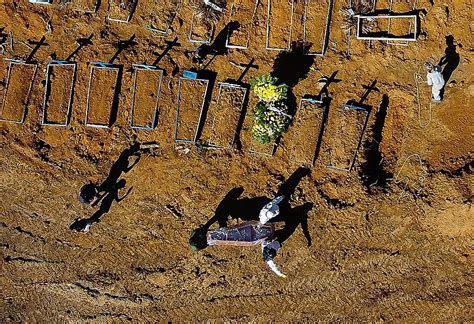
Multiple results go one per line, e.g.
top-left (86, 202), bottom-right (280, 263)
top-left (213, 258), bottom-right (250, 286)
top-left (26, 35), bottom-right (48, 62)
top-left (236, 58), bottom-right (259, 83)
top-left (66, 34), bottom-right (93, 61)
top-left (359, 80), bottom-right (379, 104)
top-left (152, 37), bottom-right (180, 66)
top-left (109, 34), bottom-right (137, 64)
top-left (317, 70), bottom-right (341, 98)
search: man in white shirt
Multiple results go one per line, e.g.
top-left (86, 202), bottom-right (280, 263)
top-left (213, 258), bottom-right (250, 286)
top-left (426, 62), bottom-right (445, 102)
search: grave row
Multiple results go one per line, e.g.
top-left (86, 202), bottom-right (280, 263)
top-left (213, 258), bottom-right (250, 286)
top-left (0, 59), bottom-right (159, 129)
top-left (26, 0), bottom-right (419, 51)
top-left (0, 59), bottom-right (370, 170)
top-left (29, 0), bottom-right (335, 53)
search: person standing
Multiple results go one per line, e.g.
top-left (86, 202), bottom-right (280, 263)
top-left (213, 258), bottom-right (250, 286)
top-left (425, 62), bottom-right (445, 102)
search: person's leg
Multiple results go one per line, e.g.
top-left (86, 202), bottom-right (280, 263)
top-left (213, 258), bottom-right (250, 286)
top-left (432, 86), bottom-right (442, 102)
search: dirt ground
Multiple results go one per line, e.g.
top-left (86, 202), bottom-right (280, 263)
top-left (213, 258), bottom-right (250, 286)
top-left (1, 0), bottom-right (473, 321)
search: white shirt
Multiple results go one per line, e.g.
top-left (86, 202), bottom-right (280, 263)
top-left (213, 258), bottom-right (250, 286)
top-left (259, 195), bottom-right (285, 225)
top-left (262, 240), bottom-right (286, 277)
top-left (427, 71), bottom-right (445, 88)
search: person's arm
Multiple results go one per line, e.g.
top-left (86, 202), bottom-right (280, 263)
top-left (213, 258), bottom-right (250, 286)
top-left (259, 195), bottom-right (285, 225)
top-left (262, 240), bottom-right (286, 277)
top-left (90, 192), bottom-right (106, 207)
top-left (266, 259), bottom-right (286, 278)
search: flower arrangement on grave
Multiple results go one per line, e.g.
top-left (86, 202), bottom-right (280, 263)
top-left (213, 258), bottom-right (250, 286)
top-left (195, 0), bottom-right (226, 23)
top-left (340, 0), bottom-right (373, 35)
top-left (250, 75), bottom-right (292, 144)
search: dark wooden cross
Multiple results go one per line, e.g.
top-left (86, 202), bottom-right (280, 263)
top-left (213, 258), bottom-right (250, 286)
top-left (359, 80), bottom-right (379, 104)
top-left (236, 58), bottom-right (259, 83)
top-left (26, 35), bottom-right (48, 62)
top-left (66, 34), bottom-right (93, 61)
top-left (109, 34), bottom-right (137, 64)
top-left (317, 70), bottom-right (341, 98)
top-left (152, 37), bottom-right (180, 66)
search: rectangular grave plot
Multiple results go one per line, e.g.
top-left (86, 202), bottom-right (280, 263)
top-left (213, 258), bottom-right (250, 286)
top-left (241, 94), bottom-right (277, 156)
top-left (174, 78), bottom-right (209, 142)
top-left (387, 0), bottom-right (417, 45)
top-left (29, 0), bottom-right (52, 4)
top-left (290, 98), bottom-right (325, 165)
top-left (130, 65), bottom-right (163, 130)
top-left (328, 104), bottom-right (369, 171)
top-left (357, 15), bottom-right (417, 41)
top-left (374, 0), bottom-right (416, 45)
top-left (42, 62), bottom-right (76, 126)
top-left (108, 0), bottom-right (137, 22)
top-left (144, 0), bottom-right (180, 34)
top-left (85, 64), bottom-right (120, 128)
top-left (69, 0), bottom-right (98, 12)
top-left (303, 0), bottom-right (333, 55)
top-left (0, 61), bottom-right (38, 123)
top-left (210, 83), bottom-right (247, 148)
top-left (266, 0), bottom-right (294, 50)
top-left (189, 11), bottom-right (214, 43)
top-left (226, 0), bottom-right (255, 48)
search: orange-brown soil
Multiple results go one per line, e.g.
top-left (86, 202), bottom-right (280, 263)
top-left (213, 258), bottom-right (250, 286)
top-left (0, 0), bottom-right (473, 321)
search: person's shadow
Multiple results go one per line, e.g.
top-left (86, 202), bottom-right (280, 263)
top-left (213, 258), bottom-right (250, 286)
top-left (98, 143), bottom-right (141, 193)
top-left (274, 202), bottom-right (313, 246)
top-left (194, 21), bottom-right (240, 66)
top-left (210, 20), bottom-right (240, 56)
top-left (271, 41), bottom-right (315, 117)
top-left (438, 35), bottom-right (460, 85)
top-left (200, 167), bottom-right (313, 246)
top-left (71, 179), bottom-right (132, 231)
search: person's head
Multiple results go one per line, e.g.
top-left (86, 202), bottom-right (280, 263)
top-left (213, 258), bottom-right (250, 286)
top-left (227, 21), bottom-right (241, 32)
top-left (425, 62), bottom-right (434, 72)
top-left (79, 183), bottom-right (98, 205)
top-left (130, 142), bottom-right (141, 153)
top-left (189, 227), bottom-right (208, 251)
top-left (262, 245), bottom-right (278, 262)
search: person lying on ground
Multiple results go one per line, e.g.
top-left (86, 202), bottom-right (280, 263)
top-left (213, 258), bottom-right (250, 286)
top-left (189, 195), bottom-right (287, 277)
